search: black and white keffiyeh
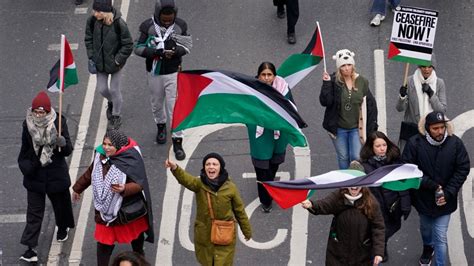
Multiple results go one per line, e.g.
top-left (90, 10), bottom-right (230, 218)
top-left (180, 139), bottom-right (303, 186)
top-left (92, 153), bottom-right (126, 224)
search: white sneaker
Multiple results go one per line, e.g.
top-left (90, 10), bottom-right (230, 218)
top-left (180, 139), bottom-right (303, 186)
top-left (370, 14), bottom-right (385, 26)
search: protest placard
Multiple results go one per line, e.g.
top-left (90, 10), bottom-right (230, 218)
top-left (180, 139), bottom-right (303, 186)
top-left (388, 6), bottom-right (438, 66)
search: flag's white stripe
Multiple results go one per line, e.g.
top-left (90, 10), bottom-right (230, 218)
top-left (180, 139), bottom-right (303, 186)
top-left (65, 62), bottom-right (76, 69)
top-left (200, 72), bottom-right (302, 133)
top-left (284, 65), bottom-right (317, 89)
top-left (372, 164), bottom-right (422, 183)
top-left (308, 170), bottom-right (361, 185)
top-left (398, 49), bottom-right (431, 60)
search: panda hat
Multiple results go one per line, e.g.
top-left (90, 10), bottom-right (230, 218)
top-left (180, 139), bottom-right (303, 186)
top-left (333, 49), bottom-right (355, 69)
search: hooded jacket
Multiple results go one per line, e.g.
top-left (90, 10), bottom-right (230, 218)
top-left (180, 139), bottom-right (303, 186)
top-left (402, 116), bottom-right (470, 217)
top-left (85, 8), bottom-right (133, 74)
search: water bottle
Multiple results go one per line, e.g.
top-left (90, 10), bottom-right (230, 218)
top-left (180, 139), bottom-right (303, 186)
top-left (435, 188), bottom-right (444, 206)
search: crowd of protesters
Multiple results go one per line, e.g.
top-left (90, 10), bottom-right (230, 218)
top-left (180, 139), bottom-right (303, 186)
top-left (17, 0), bottom-right (470, 265)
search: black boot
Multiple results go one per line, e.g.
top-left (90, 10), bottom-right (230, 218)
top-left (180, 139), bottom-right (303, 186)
top-left (156, 123), bottom-right (167, 144)
top-left (172, 137), bottom-right (186, 161)
top-left (106, 102), bottom-right (113, 120)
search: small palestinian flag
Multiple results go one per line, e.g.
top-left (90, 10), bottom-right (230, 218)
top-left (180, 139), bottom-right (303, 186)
top-left (172, 70), bottom-right (308, 147)
top-left (47, 35), bottom-right (78, 92)
top-left (263, 164), bottom-right (422, 209)
top-left (388, 42), bottom-right (432, 66)
top-left (277, 23), bottom-right (324, 90)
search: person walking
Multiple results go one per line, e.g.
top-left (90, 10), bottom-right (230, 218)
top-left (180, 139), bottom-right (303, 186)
top-left (134, 0), bottom-right (192, 160)
top-left (18, 91), bottom-right (75, 263)
top-left (273, 0), bottom-right (299, 44)
top-left (165, 153), bottom-right (252, 266)
top-left (319, 49), bottom-right (378, 169)
top-left (359, 131), bottom-right (411, 262)
top-left (402, 111), bottom-right (470, 266)
top-left (301, 162), bottom-right (385, 265)
top-left (248, 62), bottom-right (293, 213)
top-left (370, 0), bottom-right (400, 26)
top-left (72, 130), bottom-right (154, 265)
top-left (396, 57), bottom-right (447, 151)
top-left (85, 0), bottom-right (133, 130)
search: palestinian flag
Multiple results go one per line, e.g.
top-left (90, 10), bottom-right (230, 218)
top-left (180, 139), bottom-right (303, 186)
top-left (388, 42), bottom-right (432, 66)
top-left (277, 23), bottom-right (324, 90)
top-left (262, 164), bottom-right (422, 209)
top-left (47, 35), bottom-right (78, 92)
top-left (172, 70), bottom-right (308, 147)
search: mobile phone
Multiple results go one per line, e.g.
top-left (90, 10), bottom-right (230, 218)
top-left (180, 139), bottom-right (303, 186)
top-left (164, 49), bottom-right (175, 53)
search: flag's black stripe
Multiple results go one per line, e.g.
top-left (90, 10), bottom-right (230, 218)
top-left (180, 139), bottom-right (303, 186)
top-left (392, 42), bottom-right (433, 54)
top-left (302, 27), bottom-right (318, 55)
top-left (47, 60), bottom-right (60, 88)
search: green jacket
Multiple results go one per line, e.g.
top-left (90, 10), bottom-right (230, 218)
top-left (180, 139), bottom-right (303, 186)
top-left (172, 166), bottom-right (252, 266)
top-left (84, 9), bottom-right (133, 74)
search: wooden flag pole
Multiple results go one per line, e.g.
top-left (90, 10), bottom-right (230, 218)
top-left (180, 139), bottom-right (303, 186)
top-left (58, 34), bottom-right (66, 151)
top-left (316, 21), bottom-right (327, 73)
top-left (402, 63), bottom-right (410, 86)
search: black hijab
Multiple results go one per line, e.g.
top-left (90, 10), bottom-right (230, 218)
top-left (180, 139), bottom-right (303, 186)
top-left (200, 153), bottom-right (229, 192)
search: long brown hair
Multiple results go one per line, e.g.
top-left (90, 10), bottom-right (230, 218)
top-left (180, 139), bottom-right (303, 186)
top-left (359, 131), bottom-right (400, 163)
top-left (339, 187), bottom-right (378, 220)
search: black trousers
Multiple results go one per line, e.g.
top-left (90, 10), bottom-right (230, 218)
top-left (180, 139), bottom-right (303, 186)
top-left (97, 233), bottom-right (145, 266)
top-left (277, 0), bottom-right (300, 34)
top-left (20, 189), bottom-right (75, 247)
top-left (255, 164), bottom-right (280, 207)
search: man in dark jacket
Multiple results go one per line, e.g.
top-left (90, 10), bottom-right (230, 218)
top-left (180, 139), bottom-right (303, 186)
top-left (402, 111), bottom-right (470, 266)
top-left (18, 91), bottom-right (75, 262)
top-left (134, 0), bottom-right (192, 161)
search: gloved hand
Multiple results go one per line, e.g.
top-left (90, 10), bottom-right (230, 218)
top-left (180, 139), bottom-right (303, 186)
top-left (399, 86), bottom-right (408, 97)
top-left (154, 48), bottom-right (164, 57)
top-left (421, 83), bottom-right (434, 98)
top-left (57, 136), bottom-right (66, 147)
top-left (402, 210), bottom-right (410, 220)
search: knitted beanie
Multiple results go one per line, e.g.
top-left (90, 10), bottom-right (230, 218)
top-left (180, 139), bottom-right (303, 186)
top-left (202, 152), bottom-right (226, 169)
top-left (333, 49), bottom-right (355, 69)
top-left (31, 91), bottom-right (51, 113)
top-left (93, 0), bottom-right (112, 12)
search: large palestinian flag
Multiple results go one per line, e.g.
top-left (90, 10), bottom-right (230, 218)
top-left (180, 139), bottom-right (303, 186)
top-left (277, 23), bottom-right (324, 89)
top-left (262, 164), bottom-right (422, 209)
top-left (172, 70), bottom-right (308, 147)
top-left (47, 35), bottom-right (78, 92)
top-left (388, 42), bottom-right (432, 66)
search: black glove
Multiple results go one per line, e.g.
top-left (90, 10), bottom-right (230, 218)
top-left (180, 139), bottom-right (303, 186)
top-left (399, 86), bottom-right (408, 97)
top-left (402, 210), bottom-right (410, 220)
top-left (421, 83), bottom-right (434, 98)
top-left (154, 48), bottom-right (164, 57)
top-left (57, 136), bottom-right (66, 147)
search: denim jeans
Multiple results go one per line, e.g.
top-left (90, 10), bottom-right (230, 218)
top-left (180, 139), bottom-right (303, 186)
top-left (371, 0), bottom-right (401, 16)
top-left (419, 214), bottom-right (451, 266)
top-left (330, 128), bottom-right (361, 169)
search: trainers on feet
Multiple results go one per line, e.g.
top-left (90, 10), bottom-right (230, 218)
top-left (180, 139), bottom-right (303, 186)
top-left (261, 204), bottom-right (272, 213)
top-left (419, 245), bottom-right (434, 265)
top-left (108, 115), bottom-right (122, 130)
top-left (156, 123), bottom-right (167, 144)
top-left (57, 227), bottom-right (70, 242)
top-left (20, 248), bottom-right (38, 263)
top-left (287, 33), bottom-right (296, 44)
top-left (370, 14), bottom-right (385, 26)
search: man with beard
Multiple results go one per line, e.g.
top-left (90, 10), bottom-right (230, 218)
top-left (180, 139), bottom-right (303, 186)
top-left (402, 111), bottom-right (470, 266)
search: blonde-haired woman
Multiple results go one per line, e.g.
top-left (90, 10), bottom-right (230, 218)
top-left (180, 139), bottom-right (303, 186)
top-left (319, 49), bottom-right (378, 169)
top-left (85, 0), bottom-right (133, 130)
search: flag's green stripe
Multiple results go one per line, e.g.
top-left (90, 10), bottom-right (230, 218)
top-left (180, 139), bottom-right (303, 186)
top-left (382, 178), bottom-right (421, 191)
top-left (277, 54), bottom-right (322, 78)
top-left (307, 190), bottom-right (316, 199)
top-left (390, 55), bottom-right (431, 66)
top-left (174, 93), bottom-right (307, 147)
top-left (64, 68), bottom-right (79, 86)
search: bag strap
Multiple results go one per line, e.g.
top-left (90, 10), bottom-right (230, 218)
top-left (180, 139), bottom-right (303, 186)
top-left (206, 191), bottom-right (215, 220)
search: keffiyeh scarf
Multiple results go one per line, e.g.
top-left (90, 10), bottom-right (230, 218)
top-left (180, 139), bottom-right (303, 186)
top-left (25, 108), bottom-right (57, 166)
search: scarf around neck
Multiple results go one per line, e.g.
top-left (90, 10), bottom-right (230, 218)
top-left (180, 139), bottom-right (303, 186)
top-left (26, 108), bottom-right (57, 166)
top-left (426, 130), bottom-right (448, 146)
top-left (200, 169), bottom-right (229, 192)
top-left (344, 193), bottom-right (363, 205)
top-left (414, 68), bottom-right (437, 117)
top-left (92, 153), bottom-right (127, 224)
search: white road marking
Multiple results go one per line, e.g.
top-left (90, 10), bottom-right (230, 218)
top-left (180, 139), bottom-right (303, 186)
top-left (48, 43), bottom-right (79, 51)
top-left (74, 7), bottom-right (89, 15)
top-left (374, 49), bottom-right (387, 134)
top-left (0, 214), bottom-right (26, 223)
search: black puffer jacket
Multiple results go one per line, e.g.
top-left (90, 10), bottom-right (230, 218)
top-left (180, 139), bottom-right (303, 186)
top-left (362, 158), bottom-right (411, 239)
top-left (84, 9), bottom-right (133, 74)
top-left (402, 117), bottom-right (470, 217)
top-left (308, 190), bottom-right (385, 266)
top-left (319, 73), bottom-right (378, 137)
top-left (18, 114), bottom-right (73, 193)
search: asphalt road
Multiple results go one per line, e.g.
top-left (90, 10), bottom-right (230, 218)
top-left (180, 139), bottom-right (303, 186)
top-left (0, 0), bottom-right (473, 265)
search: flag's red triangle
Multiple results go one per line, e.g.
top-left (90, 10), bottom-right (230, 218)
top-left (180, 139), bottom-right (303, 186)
top-left (388, 42), bottom-right (401, 59)
top-left (312, 27), bottom-right (324, 57)
top-left (64, 38), bottom-right (75, 66)
top-left (262, 183), bottom-right (309, 209)
top-left (172, 73), bottom-right (213, 130)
